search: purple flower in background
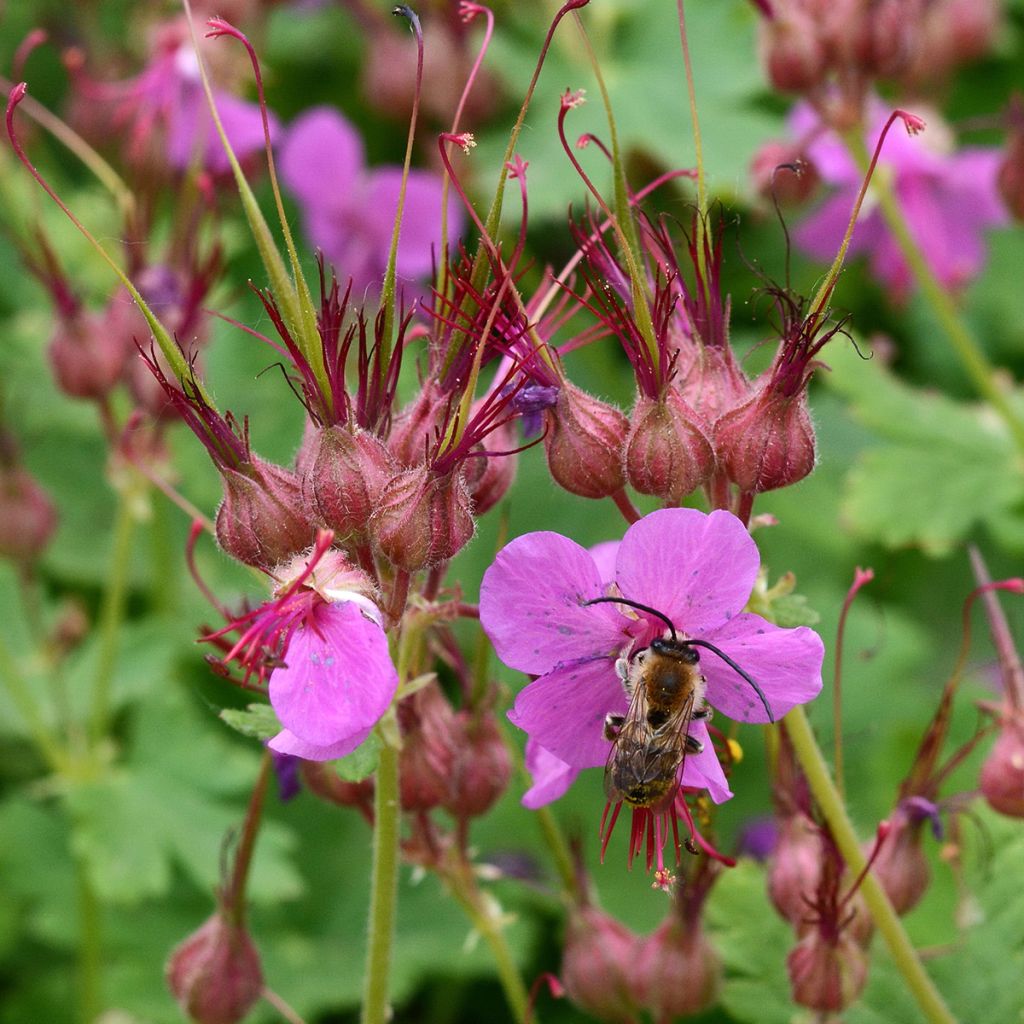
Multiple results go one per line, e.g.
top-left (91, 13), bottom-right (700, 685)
top-left (791, 101), bottom-right (1007, 301)
top-left (279, 106), bottom-right (462, 296)
top-left (481, 509), bottom-right (824, 811)
top-left (73, 21), bottom-right (277, 175)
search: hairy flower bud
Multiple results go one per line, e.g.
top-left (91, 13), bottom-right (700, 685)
top-left (714, 388), bottom-right (816, 493)
top-left (300, 760), bottom-right (375, 814)
top-left (751, 141), bottom-right (821, 206)
top-left (166, 912), bottom-right (263, 1024)
top-left (0, 464), bottom-right (58, 565)
top-left (632, 921), bottom-right (721, 1023)
top-left (399, 683), bottom-right (458, 812)
top-left (48, 308), bottom-right (128, 400)
top-left (869, 811), bottom-right (930, 914)
top-left (464, 415), bottom-right (518, 517)
top-left (371, 466), bottom-right (475, 572)
top-left (998, 132), bottom-right (1024, 223)
top-left (388, 384), bottom-right (447, 468)
top-left (980, 713), bottom-right (1024, 818)
top-left (443, 711), bottom-right (513, 818)
top-left (760, 10), bottom-right (827, 94)
top-left (215, 459), bottom-right (313, 570)
top-left (624, 390), bottom-right (715, 502)
top-left (561, 906), bottom-right (643, 1023)
top-left (768, 813), bottom-right (822, 925)
top-left (787, 931), bottom-right (868, 1013)
top-left (544, 383), bottom-right (628, 499)
top-left (306, 426), bottom-right (395, 540)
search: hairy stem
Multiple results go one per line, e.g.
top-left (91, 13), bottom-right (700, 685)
top-left (361, 732), bottom-right (401, 1024)
top-left (784, 706), bottom-right (957, 1024)
top-left (842, 130), bottom-right (1024, 452)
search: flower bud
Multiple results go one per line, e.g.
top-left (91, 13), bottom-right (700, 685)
top-left (464, 415), bottom-right (518, 517)
top-left (399, 684), bottom-right (458, 812)
top-left (767, 813), bottom-right (821, 924)
top-left (543, 383), bottom-right (628, 499)
top-left (713, 387), bottom-right (815, 493)
top-left (998, 132), bottom-right (1024, 223)
top-left (624, 390), bottom-right (715, 503)
top-left (759, 10), bottom-right (827, 94)
top-left (869, 812), bottom-right (930, 915)
top-left (371, 466), bottom-right (475, 572)
top-left (561, 905), bottom-right (643, 1023)
top-left (215, 459), bottom-right (313, 570)
top-left (306, 426), bottom-right (396, 540)
top-left (388, 384), bottom-right (447, 468)
top-left (443, 712), bottom-right (513, 818)
top-left (300, 760), bottom-right (375, 813)
top-left (750, 141), bottom-right (820, 206)
top-left (980, 714), bottom-right (1024, 818)
top-left (0, 465), bottom-right (58, 565)
top-left (632, 921), bottom-right (721, 1023)
top-left (787, 931), bottom-right (868, 1013)
top-left (48, 308), bottom-right (128, 400)
top-left (166, 912), bottom-right (263, 1024)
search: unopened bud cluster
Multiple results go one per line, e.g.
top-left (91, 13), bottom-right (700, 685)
top-left (758, 0), bottom-right (999, 100)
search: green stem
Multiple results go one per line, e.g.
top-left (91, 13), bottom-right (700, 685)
top-left (0, 630), bottom-right (65, 771)
top-left (784, 706), bottom-right (958, 1024)
top-left (88, 495), bottom-right (135, 745)
top-left (447, 866), bottom-right (531, 1024)
top-left (361, 733), bottom-right (401, 1024)
top-left (534, 806), bottom-right (578, 902)
top-left (74, 852), bottom-right (103, 1024)
top-left (842, 130), bottom-right (1024, 453)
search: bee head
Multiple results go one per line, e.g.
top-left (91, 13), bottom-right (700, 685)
top-left (650, 636), bottom-right (700, 664)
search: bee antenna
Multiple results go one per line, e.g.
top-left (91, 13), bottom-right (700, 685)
top-left (682, 640), bottom-right (775, 723)
top-left (581, 596), bottom-right (678, 641)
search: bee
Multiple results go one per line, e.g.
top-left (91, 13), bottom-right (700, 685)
top-left (584, 596), bottom-right (774, 809)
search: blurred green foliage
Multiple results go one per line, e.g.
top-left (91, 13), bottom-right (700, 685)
top-left (1, 2), bottom-right (1024, 1024)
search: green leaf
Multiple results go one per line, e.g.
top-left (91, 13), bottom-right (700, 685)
top-left (330, 731), bottom-right (382, 782)
top-left (477, 0), bottom-right (779, 221)
top-left (220, 702), bottom-right (281, 741)
top-left (823, 340), bottom-right (1024, 555)
top-left (769, 591), bottom-right (821, 628)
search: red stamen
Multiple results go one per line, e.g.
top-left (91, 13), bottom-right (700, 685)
top-left (834, 566), bottom-right (874, 799)
top-left (13, 29), bottom-right (48, 81)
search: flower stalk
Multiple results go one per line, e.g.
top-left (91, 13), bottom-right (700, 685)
top-left (361, 722), bottom-right (401, 1024)
top-left (841, 128), bottom-right (1024, 453)
top-left (784, 706), bottom-right (957, 1024)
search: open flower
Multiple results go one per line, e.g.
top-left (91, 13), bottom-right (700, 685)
top-left (790, 100), bottom-right (1006, 301)
top-left (206, 543), bottom-right (398, 761)
top-left (279, 106), bottom-right (461, 296)
top-left (480, 508), bottom-right (823, 835)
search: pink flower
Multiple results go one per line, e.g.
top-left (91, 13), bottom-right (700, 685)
top-left (267, 600), bottom-right (398, 761)
top-left (279, 106), bottom-right (462, 296)
top-left (72, 21), bottom-right (276, 175)
top-left (791, 101), bottom-right (1007, 300)
top-left (206, 552), bottom-right (398, 762)
top-left (481, 509), bottom-right (824, 807)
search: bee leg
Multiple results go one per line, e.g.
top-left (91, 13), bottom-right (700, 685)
top-left (684, 733), bottom-right (704, 754)
top-left (604, 713), bottom-right (625, 741)
top-left (692, 704), bottom-right (712, 722)
top-left (614, 657), bottom-right (631, 689)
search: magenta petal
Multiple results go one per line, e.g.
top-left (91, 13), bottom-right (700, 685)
top-left (587, 540), bottom-right (620, 585)
top-left (680, 720), bottom-right (733, 804)
top-left (481, 531), bottom-right (627, 674)
top-left (507, 657), bottom-right (626, 768)
top-left (269, 601), bottom-right (397, 747)
top-left (365, 168), bottom-right (462, 280)
top-left (267, 724), bottom-right (373, 762)
top-left (279, 106), bottom-right (365, 205)
top-left (615, 509), bottom-right (758, 634)
top-left (522, 738), bottom-right (581, 808)
top-left (700, 612), bottom-right (824, 722)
